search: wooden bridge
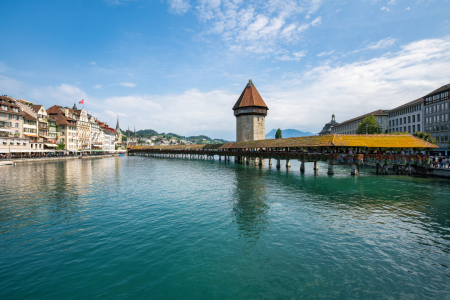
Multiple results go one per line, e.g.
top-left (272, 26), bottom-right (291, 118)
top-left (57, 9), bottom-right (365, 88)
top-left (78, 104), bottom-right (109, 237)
top-left (129, 135), bottom-right (438, 175)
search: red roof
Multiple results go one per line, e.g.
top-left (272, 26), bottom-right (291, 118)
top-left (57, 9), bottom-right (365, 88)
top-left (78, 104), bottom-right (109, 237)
top-left (233, 80), bottom-right (268, 110)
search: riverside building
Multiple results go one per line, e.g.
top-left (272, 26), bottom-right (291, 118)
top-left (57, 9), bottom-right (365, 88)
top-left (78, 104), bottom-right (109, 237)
top-left (0, 96), bottom-right (31, 153)
top-left (423, 83), bottom-right (450, 155)
top-left (331, 110), bottom-right (389, 134)
top-left (387, 98), bottom-right (423, 134)
top-left (319, 114), bottom-right (339, 135)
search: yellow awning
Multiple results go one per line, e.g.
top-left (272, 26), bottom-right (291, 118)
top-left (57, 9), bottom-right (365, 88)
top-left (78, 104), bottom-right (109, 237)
top-left (24, 133), bottom-right (38, 137)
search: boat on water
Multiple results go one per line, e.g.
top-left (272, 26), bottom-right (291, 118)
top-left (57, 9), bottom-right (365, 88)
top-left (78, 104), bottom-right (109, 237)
top-left (0, 160), bottom-right (14, 166)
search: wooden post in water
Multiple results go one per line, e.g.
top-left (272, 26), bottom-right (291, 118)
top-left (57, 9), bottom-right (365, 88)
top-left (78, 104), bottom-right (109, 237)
top-left (286, 159), bottom-right (291, 168)
top-left (327, 164), bottom-right (334, 175)
top-left (268, 158), bottom-right (272, 166)
top-left (314, 161), bottom-right (319, 171)
top-left (300, 161), bottom-right (305, 173)
top-left (351, 164), bottom-right (359, 175)
top-left (276, 159), bottom-right (281, 169)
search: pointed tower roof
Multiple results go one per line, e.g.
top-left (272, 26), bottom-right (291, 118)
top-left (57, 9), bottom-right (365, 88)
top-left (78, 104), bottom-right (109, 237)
top-left (233, 80), bottom-right (268, 111)
top-left (116, 115), bottom-right (121, 133)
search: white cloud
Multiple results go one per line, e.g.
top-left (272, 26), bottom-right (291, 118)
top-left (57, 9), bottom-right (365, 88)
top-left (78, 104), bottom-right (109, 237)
top-left (388, 0), bottom-right (396, 4)
top-left (90, 61), bottom-right (96, 66)
top-left (260, 36), bottom-right (450, 133)
top-left (103, 0), bottom-right (135, 5)
top-left (119, 82), bottom-right (137, 88)
top-left (317, 50), bottom-right (334, 57)
top-left (93, 84), bottom-right (103, 89)
top-left (168, 0), bottom-right (191, 15)
top-left (405, 7), bottom-right (410, 11)
top-left (381, 7), bottom-right (390, 12)
top-left (310, 16), bottom-right (321, 26)
top-left (366, 37), bottom-right (397, 50)
top-left (182, 0), bottom-right (324, 57)
top-left (105, 110), bottom-right (127, 117)
top-left (0, 75), bottom-right (22, 96)
top-left (349, 37), bottom-right (397, 54)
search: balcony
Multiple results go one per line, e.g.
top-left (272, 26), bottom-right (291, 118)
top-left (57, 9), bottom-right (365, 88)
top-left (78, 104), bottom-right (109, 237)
top-left (39, 123), bottom-right (48, 129)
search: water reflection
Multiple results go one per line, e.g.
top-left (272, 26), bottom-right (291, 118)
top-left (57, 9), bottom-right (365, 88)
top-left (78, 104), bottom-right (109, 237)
top-left (0, 158), bottom-right (121, 237)
top-left (230, 166), bottom-right (270, 243)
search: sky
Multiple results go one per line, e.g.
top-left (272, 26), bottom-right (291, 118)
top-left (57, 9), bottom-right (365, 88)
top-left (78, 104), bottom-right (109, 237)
top-left (1, 0), bottom-right (450, 140)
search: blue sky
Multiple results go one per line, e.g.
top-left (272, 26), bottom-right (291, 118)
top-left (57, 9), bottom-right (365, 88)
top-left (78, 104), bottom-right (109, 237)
top-left (1, 0), bottom-right (450, 140)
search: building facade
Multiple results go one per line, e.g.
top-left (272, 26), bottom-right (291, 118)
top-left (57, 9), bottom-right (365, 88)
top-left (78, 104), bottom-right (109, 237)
top-left (76, 108), bottom-right (90, 151)
top-left (388, 98), bottom-right (423, 134)
top-left (233, 80), bottom-right (268, 142)
top-left (319, 114), bottom-right (339, 135)
top-left (331, 110), bottom-right (388, 135)
top-left (47, 105), bottom-right (79, 152)
top-left (0, 96), bottom-right (31, 154)
top-left (423, 83), bottom-right (450, 154)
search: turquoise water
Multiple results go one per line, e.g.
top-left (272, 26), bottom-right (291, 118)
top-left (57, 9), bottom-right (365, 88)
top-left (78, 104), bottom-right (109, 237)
top-left (0, 156), bottom-right (449, 299)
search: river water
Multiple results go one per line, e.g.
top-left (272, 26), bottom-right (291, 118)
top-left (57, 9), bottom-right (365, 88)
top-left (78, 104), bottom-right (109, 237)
top-left (0, 156), bottom-right (449, 299)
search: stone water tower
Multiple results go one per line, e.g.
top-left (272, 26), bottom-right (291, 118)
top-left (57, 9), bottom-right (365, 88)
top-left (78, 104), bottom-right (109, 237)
top-left (233, 80), bottom-right (269, 142)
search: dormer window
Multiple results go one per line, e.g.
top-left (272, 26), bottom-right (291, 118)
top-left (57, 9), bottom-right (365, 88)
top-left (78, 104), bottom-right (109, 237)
top-left (13, 108), bottom-right (18, 112)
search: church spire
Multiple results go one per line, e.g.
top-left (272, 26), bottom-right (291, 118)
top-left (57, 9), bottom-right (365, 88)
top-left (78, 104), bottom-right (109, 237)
top-left (116, 115), bottom-right (120, 132)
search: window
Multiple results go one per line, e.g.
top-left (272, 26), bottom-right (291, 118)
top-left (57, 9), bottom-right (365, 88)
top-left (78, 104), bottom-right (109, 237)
top-left (404, 117), bottom-right (406, 124)
top-left (412, 115), bottom-right (415, 122)
top-left (408, 116), bottom-right (411, 123)
top-left (408, 126), bottom-right (411, 133)
top-left (400, 118), bottom-right (402, 125)
top-left (396, 119), bottom-right (399, 126)
top-left (7, 114), bottom-right (12, 120)
top-left (417, 114), bottom-right (420, 122)
top-left (14, 123), bottom-right (19, 128)
top-left (413, 125), bottom-right (415, 132)
top-left (446, 114), bottom-right (449, 122)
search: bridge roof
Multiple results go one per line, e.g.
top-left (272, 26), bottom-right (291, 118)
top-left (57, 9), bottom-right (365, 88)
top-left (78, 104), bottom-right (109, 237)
top-left (131, 134), bottom-right (438, 151)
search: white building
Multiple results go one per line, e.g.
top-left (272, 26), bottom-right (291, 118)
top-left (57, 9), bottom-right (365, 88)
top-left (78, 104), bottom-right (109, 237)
top-left (331, 110), bottom-right (389, 134)
top-left (388, 98), bottom-right (423, 134)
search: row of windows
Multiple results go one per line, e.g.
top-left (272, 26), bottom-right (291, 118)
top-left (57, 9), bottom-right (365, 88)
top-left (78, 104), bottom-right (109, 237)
top-left (426, 125), bottom-right (449, 134)
top-left (425, 91), bottom-right (449, 105)
top-left (389, 104), bottom-right (422, 117)
top-left (389, 124), bottom-right (421, 133)
top-left (425, 114), bottom-right (449, 124)
top-left (425, 102), bottom-right (449, 114)
top-left (24, 128), bottom-right (36, 133)
top-left (0, 114), bottom-right (21, 120)
top-left (389, 114), bottom-right (420, 127)
top-left (435, 136), bottom-right (450, 144)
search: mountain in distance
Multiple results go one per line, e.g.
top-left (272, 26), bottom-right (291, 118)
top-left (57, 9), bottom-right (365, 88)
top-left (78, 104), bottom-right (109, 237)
top-left (265, 129), bottom-right (314, 139)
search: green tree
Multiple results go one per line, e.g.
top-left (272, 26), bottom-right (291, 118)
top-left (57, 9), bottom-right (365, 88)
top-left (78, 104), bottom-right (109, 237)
top-left (56, 143), bottom-right (65, 150)
top-left (413, 131), bottom-right (438, 145)
top-left (356, 115), bottom-right (381, 134)
top-left (275, 128), bottom-right (282, 139)
top-left (115, 144), bottom-right (118, 150)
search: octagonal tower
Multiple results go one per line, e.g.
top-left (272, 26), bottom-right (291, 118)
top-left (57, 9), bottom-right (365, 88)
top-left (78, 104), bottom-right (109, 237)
top-left (233, 80), bottom-right (269, 142)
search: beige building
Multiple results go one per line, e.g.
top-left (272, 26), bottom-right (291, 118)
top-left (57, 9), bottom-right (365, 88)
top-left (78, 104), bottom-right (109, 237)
top-left (76, 107), bottom-right (90, 151)
top-left (0, 96), bottom-right (32, 154)
top-left (233, 80), bottom-right (268, 142)
top-left (47, 105), bottom-right (78, 152)
top-left (331, 110), bottom-right (389, 135)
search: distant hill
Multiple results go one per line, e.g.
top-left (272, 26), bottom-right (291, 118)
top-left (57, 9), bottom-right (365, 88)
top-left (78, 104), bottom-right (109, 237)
top-left (265, 129), bottom-right (314, 139)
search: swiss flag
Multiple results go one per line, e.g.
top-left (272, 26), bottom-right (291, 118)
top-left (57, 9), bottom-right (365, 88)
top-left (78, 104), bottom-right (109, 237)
top-left (79, 99), bottom-right (84, 104)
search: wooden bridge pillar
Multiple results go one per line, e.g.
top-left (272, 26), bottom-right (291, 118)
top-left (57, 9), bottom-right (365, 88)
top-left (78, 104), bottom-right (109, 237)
top-left (286, 159), bottom-right (291, 168)
top-left (268, 158), bottom-right (272, 166)
top-left (351, 164), bottom-right (359, 176)
top-left (327, 164), bottom-right (334, 175)
top-left (300, 161), bottom-right (305, 172)
top-left (259, 158), bottom-right (263, 166)
top-left (276, 159), bottom-right (281, 169)
top-left (314, 161), bottom-right (319, 171)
